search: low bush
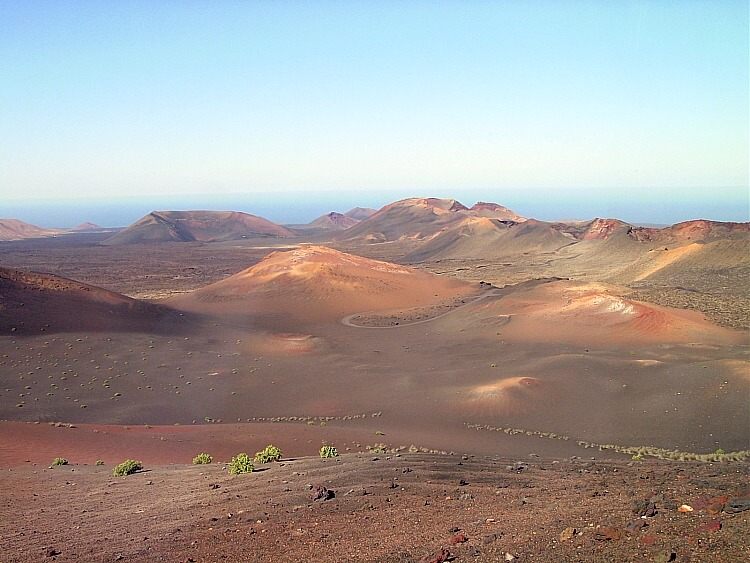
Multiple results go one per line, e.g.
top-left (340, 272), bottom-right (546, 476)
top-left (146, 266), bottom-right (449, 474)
top-left (112, 459), bottom-right (142, 476)
top-left (228, 453), bottom-right (254, 474)
top-left (52, 457), bottom-right (68, 466)
top-left (95, 459), bottom-right (104, 466)
top-left (192, 453), bottom-right (213, 465)
top-left (319, 445), bottom-right (338, 458)
top-left (254, 444), bottom-right (282, 464)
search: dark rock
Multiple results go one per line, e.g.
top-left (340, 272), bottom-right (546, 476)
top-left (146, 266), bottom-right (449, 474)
top-left (724, 496), bottom-right (750, 513)
top-left (45, 547), bottom-right (60, 557)
top-left (594, 526), bottom-right (623, 541)
top-left (482, 533), bottom-right (500, 545)
top-left (421, 548), bottom-right (452, 563)
top-left (633, 499), bottom-right (657, 517)
top-left (312, 485), bottom-right (335, 501)
top-left (624, 519), bottom-right (648, 534)
top-left (449, 532), bottom-right (468, 545)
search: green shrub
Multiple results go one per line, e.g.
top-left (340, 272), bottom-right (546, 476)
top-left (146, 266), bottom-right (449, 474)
top-left (112, 459), bottom-right (142, 476)
top-left (52, 457), bottom-right (68, 466)
top-left (715, 448), bottom-right (725, 455)
top-left (95, 459), bottom-right (104, 466)
top-left (192, 453), bottom-right (213, 465)
top-left (631, 453), bottom-right (644, 461)
top-left (319, 445), bottom-right (338, 458)
top-left (228, 453), bottom-right (254, 475)
top-left (254, 444), bottom-right (282, 464)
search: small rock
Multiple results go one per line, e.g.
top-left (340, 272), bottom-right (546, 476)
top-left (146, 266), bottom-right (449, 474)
top-left (45, 547), bottom-right (60, 557)
top-left (697, 519), bottom-right (722, 533)
top-left (633, 499), bottom-right (657, 517)
top-left (421, 548), bottom-right (451, 563)
top-left (594, 526), bottom-right (622, 541)
top-left (504, 553), bottom-right (515, 562)
top-left (559, 527), bottom-right (576, 542)
top-left (311, 485), bottom-right (335, 501)
top-left (724, 496), bottom-right (750, 513)
top-left (624, 519), bottom-right (647, 534)
top-left (449, 532), bottom-right (468, 545)
top-left (459, 479), bottom-right (469, 486)
top-left (482, 533), bottom-right (500, 545)
top-left (677, 504), bottom-right (694, 513)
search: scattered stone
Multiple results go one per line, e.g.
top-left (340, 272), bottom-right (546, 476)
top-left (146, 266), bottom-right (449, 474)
top-left (677, 504), bottom-right (694, 513)
top-left (594, 526), bottom-right (622, 541)
top-left (45, 547), bottom-right (60, 557)
top-left (624, 519), bottom-right (647, 534)
top-left (421, 548), bottom-right (451, 563)
top-left (697, 519), bottom-right (722, 533)
top-left (449, 532), bottom-right (468, 545)
top-left (504, 553), bottom-right (515, 562)
top-left (458, 479), bottom-right (469, 486)
top-left (559, 527), bottom-right (576, 542)
top-left (653, 551), bottom-right (676, 563)
top-left (482, 533), bottom-right (500, 545)
top-left (633, 499), bottom-right (657, 517)
top-left (311, 485), bottom-right (335, 501)
top-left (724, 496), bottom-right (750, 513)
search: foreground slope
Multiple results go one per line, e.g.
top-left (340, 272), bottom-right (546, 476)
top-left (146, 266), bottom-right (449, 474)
top-left (0, 267), bottom-right (183, 334)
top-left (102, 210), bottom-right (294, 245)
top-left (1, 452), bottom-right (747, 563)
top-left (169, 245), bottom-right (477, 323)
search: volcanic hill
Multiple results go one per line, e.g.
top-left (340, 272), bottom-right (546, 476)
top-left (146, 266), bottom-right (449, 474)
top-left (0, 267), bottom-right (183, 334)
top-left (102, 211), bottom-right (294, 245)
top-left (169, 245), bottom-right (477, 323)
top-left (0, 219), bottom-right (60, 241)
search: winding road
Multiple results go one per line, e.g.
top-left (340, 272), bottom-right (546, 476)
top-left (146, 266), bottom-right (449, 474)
top-left (339, 287), bottom-right (506, 329)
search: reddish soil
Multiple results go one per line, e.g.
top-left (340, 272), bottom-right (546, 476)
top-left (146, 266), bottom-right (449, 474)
top-left (1, 453), bottom-right (747, 562)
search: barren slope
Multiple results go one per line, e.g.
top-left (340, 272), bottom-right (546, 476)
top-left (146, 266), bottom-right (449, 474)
top-left (102, 211), bottom-right (294, 245)
top-left (169, 245), bottom-right (478, 323)
top-left (0, 267), bottom-right (184, 334)
top-left (0, 219), bottom-right (60, 241)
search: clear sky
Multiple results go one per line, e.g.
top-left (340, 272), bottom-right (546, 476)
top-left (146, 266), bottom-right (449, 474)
top-left (1, 0), bottom-right (748, 226)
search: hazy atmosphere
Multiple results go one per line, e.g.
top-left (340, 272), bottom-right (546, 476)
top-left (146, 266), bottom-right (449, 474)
top-left (2, 1), bottom-right (748, 225)
top-left (1, 3), bottom-right (748, 562)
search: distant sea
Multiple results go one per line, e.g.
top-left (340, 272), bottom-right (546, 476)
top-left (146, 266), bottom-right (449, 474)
top-left (1, 189), bottom-right (747, 229)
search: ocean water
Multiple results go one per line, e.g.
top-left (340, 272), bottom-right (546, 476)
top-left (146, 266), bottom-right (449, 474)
top-left (1, 189), bottom-right (747, 229)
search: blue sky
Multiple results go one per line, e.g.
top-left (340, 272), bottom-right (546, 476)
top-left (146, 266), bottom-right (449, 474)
top-left (1, 1), bottom-right (748, 225)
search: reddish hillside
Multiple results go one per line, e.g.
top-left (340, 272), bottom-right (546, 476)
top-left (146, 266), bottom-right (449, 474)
top-left (102, 211), bottom-right (294, 245)
top-left (630, 220), bottom-right (750, 243)
top-left (407, 217), bottom-right (573, 261)
top-left (169, 245), bottom-right (476, 323)
top-left (339, 198), bottom-right (472, 242)
top-left (0, 267), bottom-right (183, 334)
